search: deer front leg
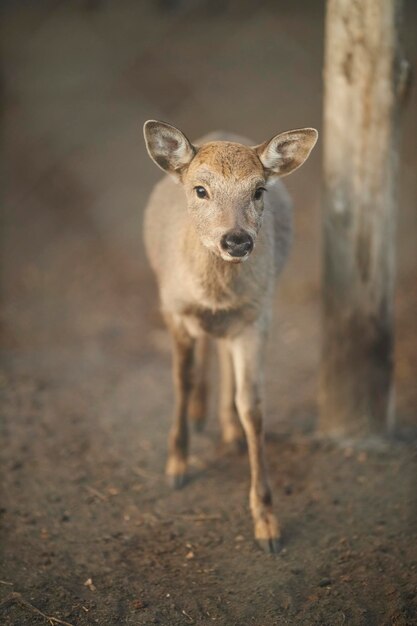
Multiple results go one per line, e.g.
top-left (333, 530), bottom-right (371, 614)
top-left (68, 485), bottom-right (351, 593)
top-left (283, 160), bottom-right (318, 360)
top-left (217, 340), bottom-right (245, 452)
top-left (188, 336), bottom-right (210, 432)
top-left (165, 317), bottom-right (195, 489)
top-left (230, 324), bottom-right (281, 553)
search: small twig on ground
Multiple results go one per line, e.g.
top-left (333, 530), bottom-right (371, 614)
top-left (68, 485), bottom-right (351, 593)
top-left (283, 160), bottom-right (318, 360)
top-left (86, 486), bottom-right (107, 501)
top-left (0, 592), bottom-right (75, 626)
top-left (182, 608), bottom-right (194, 623)
top-left (0, 580), bottom-right (13, 586)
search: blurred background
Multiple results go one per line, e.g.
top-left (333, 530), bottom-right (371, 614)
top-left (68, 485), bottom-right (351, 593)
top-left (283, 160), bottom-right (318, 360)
top-left (1, 2), bottom-right (416, 625)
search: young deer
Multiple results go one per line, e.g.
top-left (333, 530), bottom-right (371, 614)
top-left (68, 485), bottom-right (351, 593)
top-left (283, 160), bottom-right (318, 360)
top-left (143, 121), bottom-right (317, 553)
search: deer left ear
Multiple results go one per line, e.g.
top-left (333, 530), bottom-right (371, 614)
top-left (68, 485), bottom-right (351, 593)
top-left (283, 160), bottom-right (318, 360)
top-left (255, 128), bottom-right (318, 177)
top-left (143, 120), bottom-right (196, 180)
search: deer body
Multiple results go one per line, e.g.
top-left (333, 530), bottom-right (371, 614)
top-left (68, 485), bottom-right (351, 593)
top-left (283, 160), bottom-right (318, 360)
top-left (145, 134), bottom-right (292, 339)
top-left (143, 122), bottom-right (317, 553)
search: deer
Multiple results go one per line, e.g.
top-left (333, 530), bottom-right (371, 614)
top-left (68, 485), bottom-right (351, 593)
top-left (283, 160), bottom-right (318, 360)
top-left (143, 120), bottom-right (318, 553)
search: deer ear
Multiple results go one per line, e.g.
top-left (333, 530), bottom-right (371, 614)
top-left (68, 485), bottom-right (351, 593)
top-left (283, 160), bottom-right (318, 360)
top-left (143, 120), bottom-right (196, 180)
top-left (255, 128), bottom-right (318, 177)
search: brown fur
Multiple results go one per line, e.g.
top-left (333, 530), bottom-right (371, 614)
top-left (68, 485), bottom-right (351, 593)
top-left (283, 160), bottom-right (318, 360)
top-left (187, 141), bottom-right (264, 181)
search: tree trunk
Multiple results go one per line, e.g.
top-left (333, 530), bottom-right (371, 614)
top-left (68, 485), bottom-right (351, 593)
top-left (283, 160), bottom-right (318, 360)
top-left (320, 0), bottom-right (405, 438)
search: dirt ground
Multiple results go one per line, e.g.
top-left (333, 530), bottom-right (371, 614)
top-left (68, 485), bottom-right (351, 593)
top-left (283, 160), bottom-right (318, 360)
top-left (1, 1), bottom-right (417, 625)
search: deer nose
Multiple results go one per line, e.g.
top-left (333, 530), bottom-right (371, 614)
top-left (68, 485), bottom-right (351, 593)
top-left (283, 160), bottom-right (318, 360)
top-left (220, 230), bottom-right (254, 257)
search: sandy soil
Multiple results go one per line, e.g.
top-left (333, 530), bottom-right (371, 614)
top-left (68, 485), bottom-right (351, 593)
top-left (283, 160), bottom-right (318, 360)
top-left (1, 2), bottom-right (416, 625)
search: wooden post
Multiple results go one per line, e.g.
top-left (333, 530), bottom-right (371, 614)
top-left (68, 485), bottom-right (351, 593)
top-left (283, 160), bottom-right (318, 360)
top-left (320, 0), bottom-right (404, 438)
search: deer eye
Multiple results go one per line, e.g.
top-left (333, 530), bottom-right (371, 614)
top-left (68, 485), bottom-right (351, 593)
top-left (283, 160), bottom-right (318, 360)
top-left (195, 186), bottom-right (208, 199)
top-left (254, 187), bottom-right (266, 201)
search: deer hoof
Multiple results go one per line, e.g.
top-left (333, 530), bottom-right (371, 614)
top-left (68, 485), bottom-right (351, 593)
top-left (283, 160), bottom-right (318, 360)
top-left (222, 424), bottom-right (246, 454)
top-left (256, 536), bottom-right (283, 554)
top-left (222, 436), bottom-right (246, 455)
top-left (167, 473), bottom-right (188, 489)
top-left (166, 457), bottom-right (187, 489)
top-left (254, 511), bottom-right (281, 554)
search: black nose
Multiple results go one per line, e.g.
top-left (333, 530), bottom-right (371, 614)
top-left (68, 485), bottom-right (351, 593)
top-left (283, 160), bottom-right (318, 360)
top-left (220, 230), bottom-right (254, 257)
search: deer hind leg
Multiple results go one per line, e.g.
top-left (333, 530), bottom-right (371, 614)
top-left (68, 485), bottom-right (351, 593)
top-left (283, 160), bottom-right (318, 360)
top-left (165, 315), bottom-right (195, 489)
top-left (230, 324), bottom-right (281, 553)
top-left (187, 336), bottom-right (210, 432)
top-left (217, 340), bottom-right (245, 452)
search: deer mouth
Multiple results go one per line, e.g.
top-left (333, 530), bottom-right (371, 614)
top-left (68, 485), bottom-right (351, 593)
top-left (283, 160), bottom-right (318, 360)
top-left (218, 249), bottom-right (251, 264)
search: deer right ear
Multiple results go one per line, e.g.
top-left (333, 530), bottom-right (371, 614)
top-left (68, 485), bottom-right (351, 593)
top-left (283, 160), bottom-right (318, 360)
top-left (143, 120), bottom-right (196, 180)
top-left (255, 128), bottom-right (318, 178)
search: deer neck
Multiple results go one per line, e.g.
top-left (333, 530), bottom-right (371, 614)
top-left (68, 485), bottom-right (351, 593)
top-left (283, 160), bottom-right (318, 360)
top-left (183, 223), bottom-right (242, 308)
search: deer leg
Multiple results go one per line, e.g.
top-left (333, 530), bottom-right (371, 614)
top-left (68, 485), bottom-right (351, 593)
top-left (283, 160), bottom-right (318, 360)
top-left (230, 324), bottom-right (281, 553)
top-left (217, 340), bottom-right (245, 452)
top-left (187, 336), bottom-right (210, 432)
top-left (165, 317), bottom-right (195, 489)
